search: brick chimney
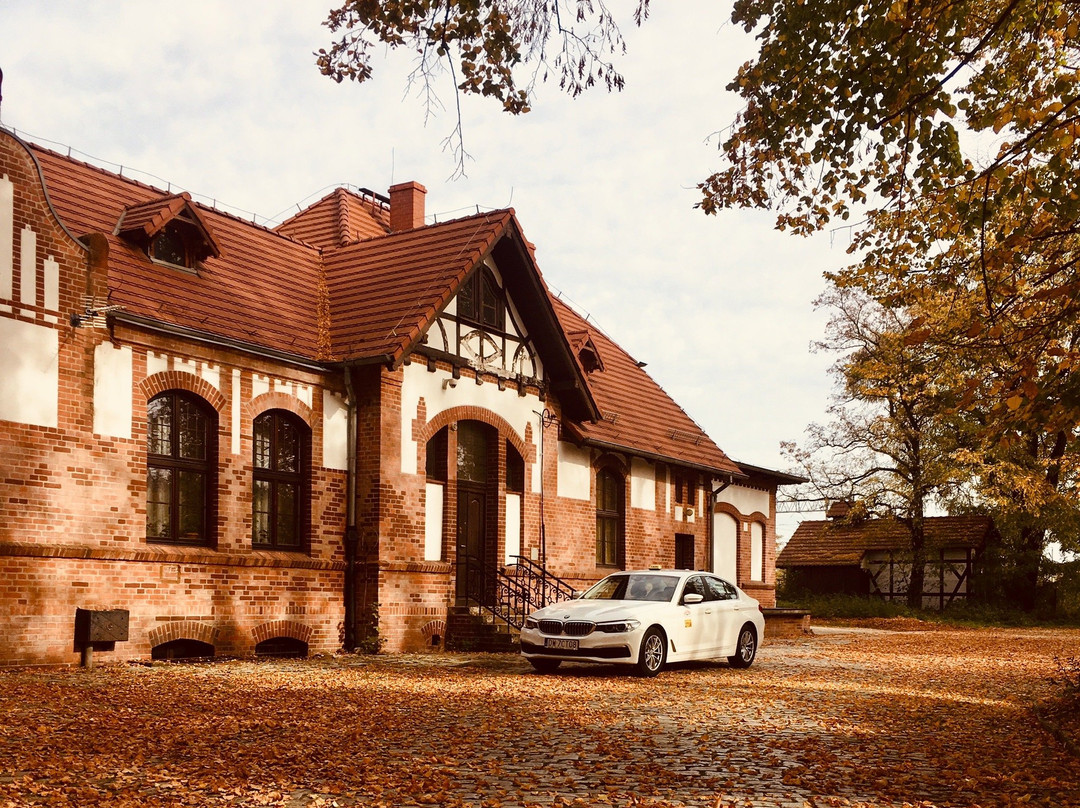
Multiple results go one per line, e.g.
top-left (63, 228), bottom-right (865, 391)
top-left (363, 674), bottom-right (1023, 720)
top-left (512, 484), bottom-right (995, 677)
top-left (388, 181), bottom-right (427, 232)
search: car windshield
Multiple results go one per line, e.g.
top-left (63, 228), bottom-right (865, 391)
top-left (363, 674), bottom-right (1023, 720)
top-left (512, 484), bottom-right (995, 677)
top-left (580, 574), bottom-right (679, 602)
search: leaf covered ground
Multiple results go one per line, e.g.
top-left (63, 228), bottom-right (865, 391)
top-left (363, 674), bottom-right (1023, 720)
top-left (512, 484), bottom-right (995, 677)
top-left (1, 626), bottom-right (1077, 808)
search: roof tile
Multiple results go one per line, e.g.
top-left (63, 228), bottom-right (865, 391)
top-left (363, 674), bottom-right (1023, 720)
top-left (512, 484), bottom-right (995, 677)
top-left (777, 515), bottom-right (997, 567)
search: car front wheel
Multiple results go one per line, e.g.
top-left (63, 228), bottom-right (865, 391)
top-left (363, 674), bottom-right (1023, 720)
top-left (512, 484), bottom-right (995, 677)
top-left (635, 627), bottom-right (667, 677)
top-left (728, 624), bottom-right (757, 669)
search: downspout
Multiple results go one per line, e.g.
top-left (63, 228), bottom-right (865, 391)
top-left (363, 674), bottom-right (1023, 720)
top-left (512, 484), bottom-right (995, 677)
top-left (342, 365), bottom-right (359, 651)
top-left (707, 474), bottom-right (735, 573)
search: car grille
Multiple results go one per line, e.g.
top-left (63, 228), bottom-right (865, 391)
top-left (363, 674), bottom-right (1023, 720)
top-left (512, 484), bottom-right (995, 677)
top-left (538, 619), bottom-right (595, 637)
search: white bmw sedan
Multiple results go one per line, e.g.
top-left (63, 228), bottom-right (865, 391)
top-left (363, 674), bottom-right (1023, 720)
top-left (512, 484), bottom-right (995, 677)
top-left (519, 569), bottom-right (764, 676)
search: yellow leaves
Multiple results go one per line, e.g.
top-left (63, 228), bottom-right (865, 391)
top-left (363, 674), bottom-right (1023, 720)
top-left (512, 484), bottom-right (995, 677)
top-left (1007, 395), bottom-right (1024, 411)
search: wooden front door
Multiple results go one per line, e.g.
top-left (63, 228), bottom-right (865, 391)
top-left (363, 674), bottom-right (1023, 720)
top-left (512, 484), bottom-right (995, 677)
top-left (456, 483), bottom-right (488, 602)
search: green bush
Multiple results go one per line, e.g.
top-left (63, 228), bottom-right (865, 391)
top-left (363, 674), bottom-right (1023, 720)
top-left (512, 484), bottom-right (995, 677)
top-left (776, 592), bottom-right (916, 619)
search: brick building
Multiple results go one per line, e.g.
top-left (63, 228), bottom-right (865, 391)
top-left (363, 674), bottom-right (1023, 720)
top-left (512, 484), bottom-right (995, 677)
top-left (0, 125), bottom-right (800, 665)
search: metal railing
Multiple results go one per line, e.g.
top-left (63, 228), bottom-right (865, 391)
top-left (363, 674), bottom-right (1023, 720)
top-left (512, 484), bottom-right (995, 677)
top-left (459, 554), bottom-right (577, 631)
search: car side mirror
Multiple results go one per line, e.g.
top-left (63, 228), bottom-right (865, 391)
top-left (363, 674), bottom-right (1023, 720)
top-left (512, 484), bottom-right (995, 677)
top-left (682, 593), bottom-right (704, 605)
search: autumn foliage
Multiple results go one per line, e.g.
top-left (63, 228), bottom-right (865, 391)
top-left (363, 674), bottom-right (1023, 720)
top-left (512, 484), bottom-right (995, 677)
top-left (1, 628), bottom-right (1078, 807)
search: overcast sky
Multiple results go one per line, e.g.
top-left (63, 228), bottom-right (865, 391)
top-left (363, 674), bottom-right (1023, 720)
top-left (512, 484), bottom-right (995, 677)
top-left (1, 1), bottom-right (845, 538)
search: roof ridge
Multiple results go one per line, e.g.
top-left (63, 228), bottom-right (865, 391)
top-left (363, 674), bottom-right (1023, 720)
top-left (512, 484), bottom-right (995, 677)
top-left (335, 188), bottom-right (351, 247)
top-left (336, 207), bottom-right (515, 249)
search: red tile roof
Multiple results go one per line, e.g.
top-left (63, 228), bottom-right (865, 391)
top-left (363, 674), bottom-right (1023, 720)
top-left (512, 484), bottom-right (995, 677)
top-left (276, 187), bottom-right (389, 249)
top-left (21, 134), bottom-right (753, 476)
top-left (31, 145), bottom-right (326, 360)
top-left (553, 298), bottom-right (743, 478)
top-left (777, 515), bottom-right (997, 567)
top-left (325, 209), bottom-right (515, 362)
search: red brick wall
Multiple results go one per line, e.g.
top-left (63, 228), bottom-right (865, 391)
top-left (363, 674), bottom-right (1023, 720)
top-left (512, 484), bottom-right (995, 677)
top-left (0, 130), bottom-right (349, 665)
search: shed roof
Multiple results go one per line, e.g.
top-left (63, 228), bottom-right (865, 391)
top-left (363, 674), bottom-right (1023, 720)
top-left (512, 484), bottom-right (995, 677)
top-left (777, 515), bottom-right (997, 567)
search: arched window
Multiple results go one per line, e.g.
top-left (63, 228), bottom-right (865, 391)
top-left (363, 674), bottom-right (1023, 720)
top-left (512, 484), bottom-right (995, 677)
top-left (146, 391), bottom-right (215, 544)
top-left (596, 468), bottom-right (624, 567)
top-left (252, 410), bottom-right (309, 550)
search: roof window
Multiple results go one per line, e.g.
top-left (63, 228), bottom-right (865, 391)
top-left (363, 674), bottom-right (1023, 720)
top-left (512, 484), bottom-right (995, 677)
top-left (116, 193), bottom-right (221, 272)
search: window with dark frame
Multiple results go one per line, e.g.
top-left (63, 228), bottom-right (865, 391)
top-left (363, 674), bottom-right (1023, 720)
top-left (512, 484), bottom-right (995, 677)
top-left (146, 391), bottom-right (215, 545)
top-left (252, 410), bottom-right (309, 550)
top-left (458, 268), bottom-right (505, 330)
top-left (426, 427), bottom-right (449, 482)
top-left (505, 441), bottom-right (525, 493)
top-left (150, 221), bottom-right (195, 269)
top-left (596, 468), bottom-right (624, 567)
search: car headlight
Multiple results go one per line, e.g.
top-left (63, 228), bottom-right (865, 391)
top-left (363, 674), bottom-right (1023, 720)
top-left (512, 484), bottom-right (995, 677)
top-left (524, 617), bottom-right (539, 630)
top-left (595, 619), bottom-right (640, 633)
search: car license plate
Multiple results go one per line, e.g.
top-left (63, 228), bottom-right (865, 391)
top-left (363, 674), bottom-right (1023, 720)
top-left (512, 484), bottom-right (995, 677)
top-left (545, 637), bottom-right (578, 651)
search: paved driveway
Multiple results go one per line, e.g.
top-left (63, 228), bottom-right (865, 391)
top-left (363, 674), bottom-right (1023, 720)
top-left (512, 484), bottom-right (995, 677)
top-left (1, 626), bottom-right (1077, 807)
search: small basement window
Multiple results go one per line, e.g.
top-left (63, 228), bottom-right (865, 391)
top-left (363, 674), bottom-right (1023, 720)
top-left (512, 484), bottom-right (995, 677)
top-left (254, 637), bottom-right (309, 658)
top-left (151, 639), bottom-right (215, 661)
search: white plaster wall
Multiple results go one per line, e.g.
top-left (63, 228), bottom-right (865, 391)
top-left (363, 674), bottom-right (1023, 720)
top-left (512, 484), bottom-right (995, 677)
top-left (399, 362), bottom-right (544, 489)
top-left (322, 389), bottom-right (348, 471)
top-left (0, 318), bottom-right (58, 427)
top-left (146, 351), bottom-right (168, 377)
top-left (713, 512), bottom-right (738, 582)
top-left (557, 440), bottom-right (592, 501)
top-left (505, 493), bottom-right (521, 563)
top-left (425, 482), bottom-right (444, 561)
top-left (200, 363), bottom-right (220, 391)
top-left (231, 369), bottom-right (242, 454)
top-left (93, 341), bottom-right (132, 438)
top-left (630, 457), bottom-right (656, 511)
top-left (717, 484), bottom-right (771, 519)
top-left (0, 175), bottom-right (13, 301)
top-left (750, 521), bottom-right (765, 582)
top-left (43, 257), bottom-right (59, 312)
top-left (19, 226), bottom-right (36, 307)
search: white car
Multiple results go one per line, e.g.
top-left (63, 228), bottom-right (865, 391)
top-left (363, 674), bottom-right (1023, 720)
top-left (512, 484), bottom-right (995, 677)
top-left (519, 569), bottom-right (764, 676)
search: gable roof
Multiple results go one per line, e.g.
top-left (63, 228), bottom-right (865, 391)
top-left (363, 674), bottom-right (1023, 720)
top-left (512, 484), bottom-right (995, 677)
top-left (553, 298), bottom-right (742, 478)
top-left (275, 187), bottom-right (389, 249)
top-left (777, 515), bottom-right (997, 567)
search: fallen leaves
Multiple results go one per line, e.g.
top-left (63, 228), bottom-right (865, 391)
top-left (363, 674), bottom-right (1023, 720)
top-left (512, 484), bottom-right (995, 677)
top-left (0, 627), bottom-right (1078, 806)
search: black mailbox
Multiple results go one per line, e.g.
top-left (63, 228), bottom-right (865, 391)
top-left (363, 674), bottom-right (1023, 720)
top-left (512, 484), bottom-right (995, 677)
top-left (74, 608), bottom-right (130, 643)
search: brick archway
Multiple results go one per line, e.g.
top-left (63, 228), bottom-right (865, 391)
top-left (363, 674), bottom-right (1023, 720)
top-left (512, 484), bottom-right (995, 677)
top-left (251, 620), bottom-right (313, 645)
top-left (414, 405), bottom-right (531, 465)
top-left (246, 392), bottom-right (314, 427)
top-left (139, 371), bottom-right (226, 412)
top-left (147, 620), bottom-right (219, 649)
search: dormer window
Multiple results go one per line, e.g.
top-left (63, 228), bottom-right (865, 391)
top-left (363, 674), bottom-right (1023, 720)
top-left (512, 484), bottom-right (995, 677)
top-left (116, 193), bottom-right (222, 273)
top-left (458, 268), bottom-right (505, 330)
top-left (151, 221), bottom-right (195, 268)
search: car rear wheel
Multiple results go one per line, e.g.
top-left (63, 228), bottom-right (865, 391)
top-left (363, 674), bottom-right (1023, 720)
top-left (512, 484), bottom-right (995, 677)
top-left (728, 624), bottom-right (757, 668)
top-left (635, 627), bottom-right (667, 677)
top-left (528, 658), bottom-right (561, 674)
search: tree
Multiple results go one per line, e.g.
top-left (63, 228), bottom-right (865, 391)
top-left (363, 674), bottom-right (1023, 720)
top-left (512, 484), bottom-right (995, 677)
top-left (786, 287), bottom-right (966, 607)
top-left (317, 1), bottom-right (649, 174)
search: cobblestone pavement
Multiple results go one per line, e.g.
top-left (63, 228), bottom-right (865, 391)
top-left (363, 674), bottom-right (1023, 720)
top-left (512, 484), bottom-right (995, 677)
top-left (1, 626), bottom-right (1078, 807)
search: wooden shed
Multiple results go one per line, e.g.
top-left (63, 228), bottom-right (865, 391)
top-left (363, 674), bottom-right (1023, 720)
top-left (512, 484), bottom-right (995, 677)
top-left (777, 508), bottom-right (997, 609)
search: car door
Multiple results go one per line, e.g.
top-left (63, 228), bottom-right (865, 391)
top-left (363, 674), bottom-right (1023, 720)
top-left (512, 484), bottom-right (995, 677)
top-left (703, 575), bottom-right (743, 655)
top-left (675, 575), bottom-right (720, 657)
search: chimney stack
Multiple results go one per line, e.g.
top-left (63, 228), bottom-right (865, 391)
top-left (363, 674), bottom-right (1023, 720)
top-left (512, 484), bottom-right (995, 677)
top-left (388, 181), bottom-right (427, 232)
